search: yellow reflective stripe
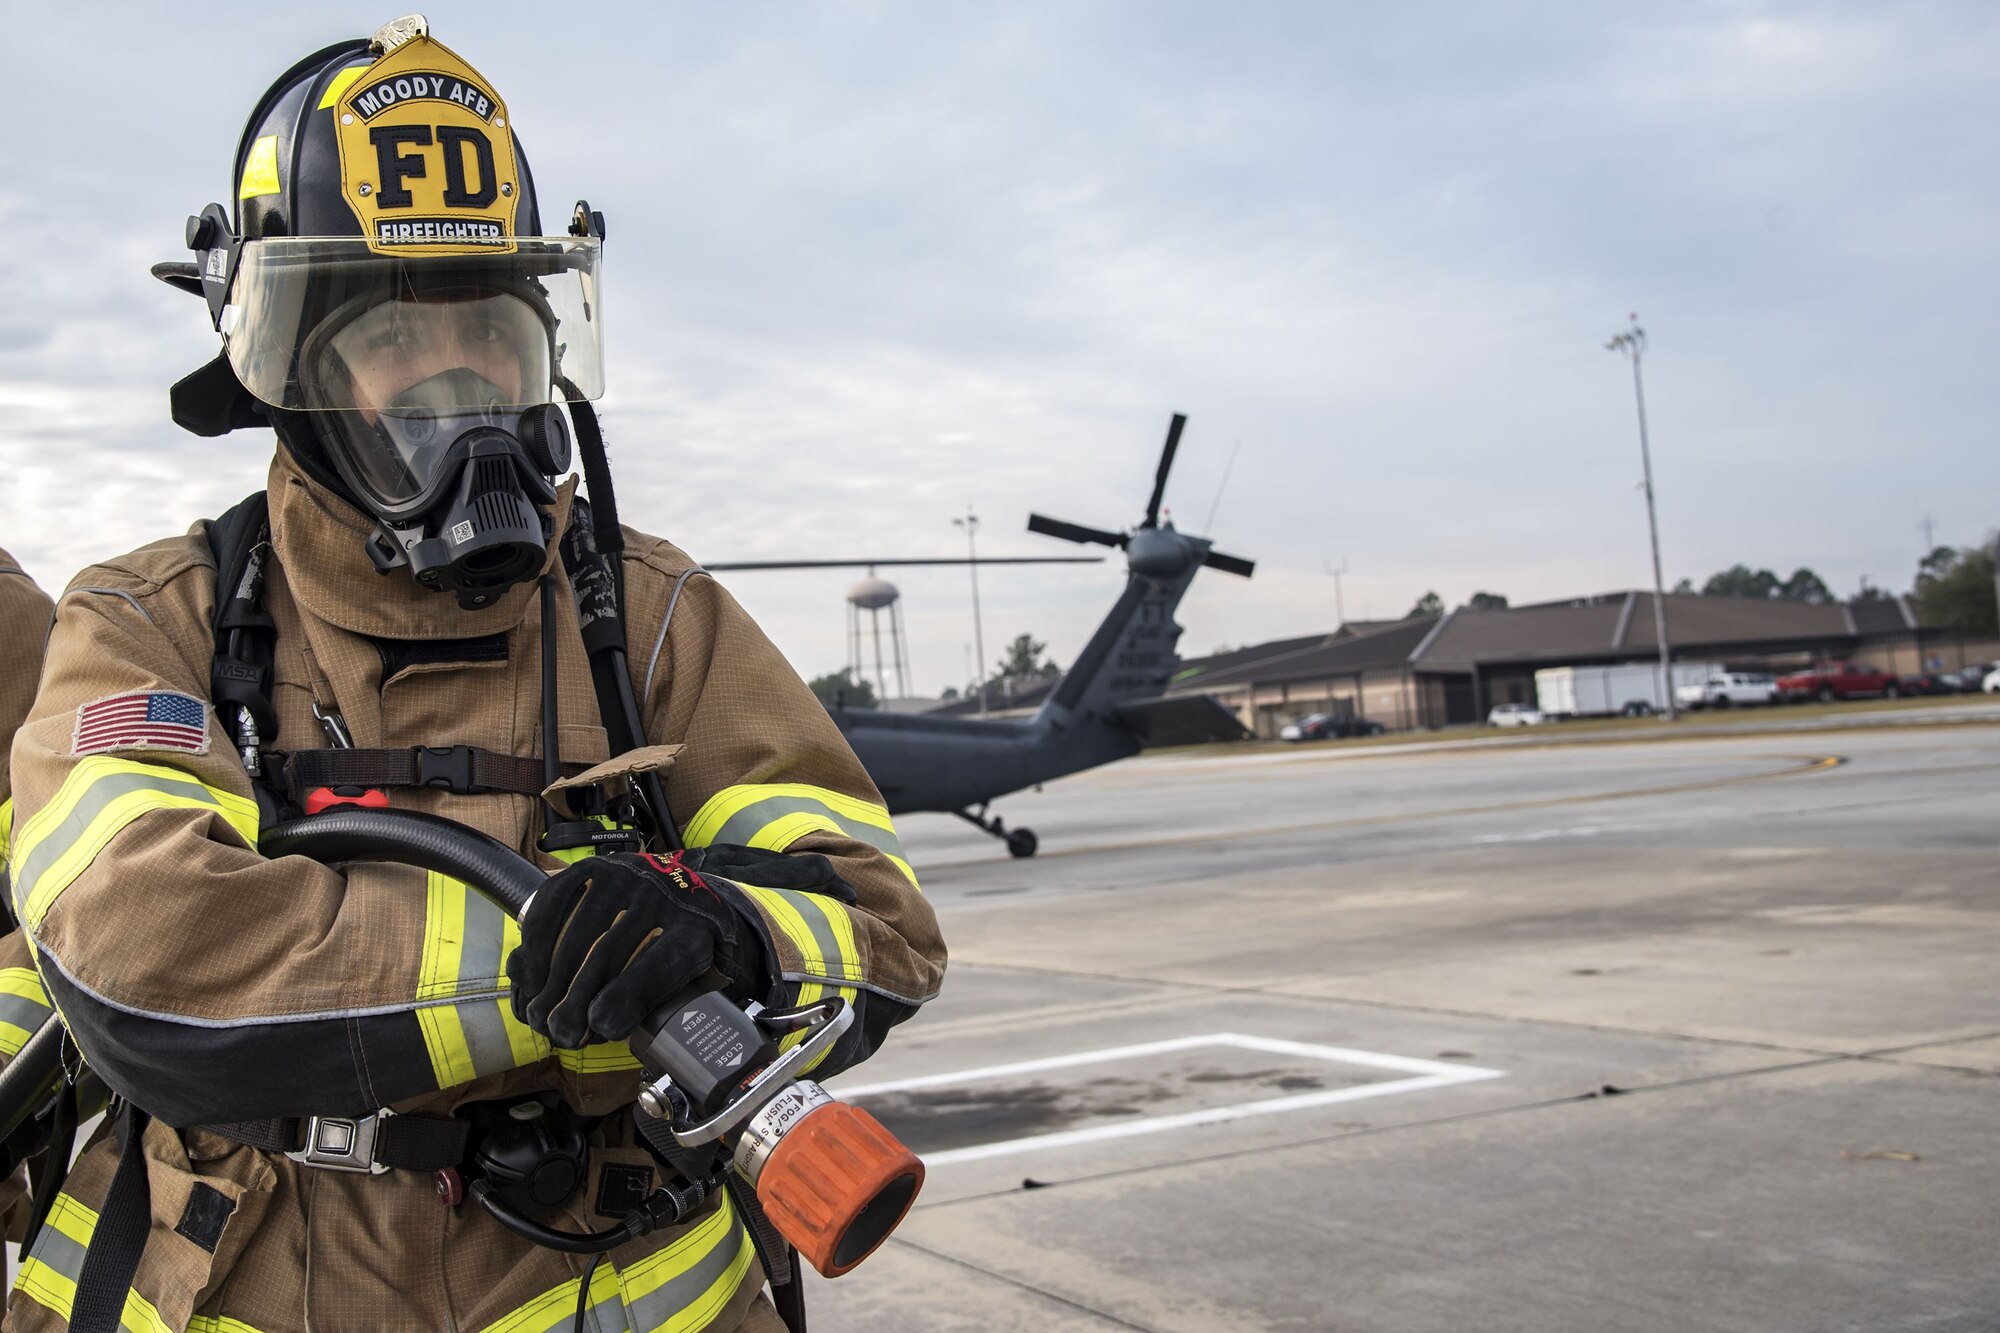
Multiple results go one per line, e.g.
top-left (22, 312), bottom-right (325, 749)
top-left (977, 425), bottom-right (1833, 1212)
top-left (0, 1022), bottom-right (38, 1058)
top-left (617, 1190), bottom-right (756, 1332)
top-left (11, 1193), bottom-right (178, 1332)
top-left (422, 876), bottom-right (644, 1084)
top-left (417, 871), bottom-right (477, 1086)
top-left (684, 782), bottom-right (916, 888)
top-left (496, 916), bottom-right (551, 1069)
top-left (417, 871), bottom-right (469, 1001)
top-left (554, 1041), bottom-right (643, 1074)
top-left (190, 1318), bottom-right (270, 1333)
top-left (0, 967), bottom-right (47, 1002)
top-left (315, 64), bottom-right (369, 109)
top-left (237, 134), bottom-right (281, 199)
top-left (478, 1254), bottom-right (625, 1333)
top-left (477, 1190), bottom-right (753, 1332)
top-left (420, 872), bottom-right (567, 1088)
top-left (778, 981), bottom-right (822, 1057)
top-left (0, 966), bottom-right (53, 1057)
top-left (736, 884), bottom-right (863, 986)
top-left (10, 756), bottom-right (258, 930)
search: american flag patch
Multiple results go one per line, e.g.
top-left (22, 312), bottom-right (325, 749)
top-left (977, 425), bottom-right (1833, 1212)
top-left (72, 691), bottom-right (211, 757)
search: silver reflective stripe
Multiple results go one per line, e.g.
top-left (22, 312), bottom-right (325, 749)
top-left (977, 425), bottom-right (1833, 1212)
top-left (458, 999), bottom-right (519, 1079)
top-left (624, 1217), bottom-right (750, 1332)
top-left (454, 892), bottom-right (518, 1078)
top-left (0, 987), bottom-right (52, 1034)
top-left (582, 1286), bottom-right (633, 1333)
top-left (23, 1212), bottom-right (85, 1283)
top-left (773, 892), bottom-right (847, 978)
top-left (459, 890), bottom-right (509, 991)
top-left (13, 769), bottom-right (225, 911)
top-left (709, 795), bottom-right (905, 863)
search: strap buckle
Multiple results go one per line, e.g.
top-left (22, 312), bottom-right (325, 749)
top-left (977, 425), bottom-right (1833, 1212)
top-left (414, 746), bottom-right (481, 794)
top-left (287, 1111), bottom-right (393, 1174)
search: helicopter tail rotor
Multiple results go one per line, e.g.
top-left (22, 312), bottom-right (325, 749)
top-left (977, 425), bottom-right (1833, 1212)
top-left (1025, 514), bottom-right (1127, 549)
top-left (1142, 413), bottom-right (1186, 529)
top-left (1028, 413), bottom-right (1254, 578)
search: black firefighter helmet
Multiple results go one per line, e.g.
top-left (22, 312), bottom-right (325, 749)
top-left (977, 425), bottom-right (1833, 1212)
top-left (157, 15), bottom-right (610, 607)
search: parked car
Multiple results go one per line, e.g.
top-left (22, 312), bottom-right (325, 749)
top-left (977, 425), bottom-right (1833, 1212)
top-left (1897, 672), bottom-right (1964, 697)
top-left (1950, 662), bottom-right (1997, 693)
top-left (1279, 713), bottom-right (1386, 742)
top-left (1776, 661), bottom-right (1899, 703)
top-left (1487, 702), bottom-right (1547, 727)
top-left (1676, 671), bottom-right (1780, 709)
top-left (1986, 666), bottom-right (2000, 694)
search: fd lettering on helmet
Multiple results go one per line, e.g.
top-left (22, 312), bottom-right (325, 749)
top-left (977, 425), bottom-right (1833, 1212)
top-left (332, 34), bottom-right (521, 256)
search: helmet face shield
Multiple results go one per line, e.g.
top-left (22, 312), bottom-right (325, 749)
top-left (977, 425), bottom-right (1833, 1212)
top-left (219, 236), bottom-right (603, 411)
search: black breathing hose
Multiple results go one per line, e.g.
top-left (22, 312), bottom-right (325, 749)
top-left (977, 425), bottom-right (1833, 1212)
top-left (0, 1022), bottom-right (64, 1151)
top-left (468, 1178), bottom-right (637, 1254)
top-left (260, 809), bottom-right (545, 917)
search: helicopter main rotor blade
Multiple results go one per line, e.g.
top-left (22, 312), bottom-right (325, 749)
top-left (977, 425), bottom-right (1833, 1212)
top-left (1143, 413), bottom-right (1187, 529)
top-left (1027, 514), bottom-right (1127, 548)
top-left (704, 556), bottom-right (1104, 571)
top-left (1201, 549), bottom-right (1256, 578)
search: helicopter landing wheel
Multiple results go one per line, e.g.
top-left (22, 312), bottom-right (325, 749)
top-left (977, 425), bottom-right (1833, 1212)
top-left (1005, 828), bottom-right (1039, 859)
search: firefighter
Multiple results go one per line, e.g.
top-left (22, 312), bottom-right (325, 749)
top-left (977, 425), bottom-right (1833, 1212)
top-left (4, 16), bottom-right (943, 1332)
top-left (0, 551), bottom-right (57, 1244)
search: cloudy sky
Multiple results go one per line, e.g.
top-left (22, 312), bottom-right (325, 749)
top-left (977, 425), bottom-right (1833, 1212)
top-left (2, 2), bottom-right (1995, 695)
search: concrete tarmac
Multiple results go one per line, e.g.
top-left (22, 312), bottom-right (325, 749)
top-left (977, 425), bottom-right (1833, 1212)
top-left (810, 722), bottom-right (2000, 1332)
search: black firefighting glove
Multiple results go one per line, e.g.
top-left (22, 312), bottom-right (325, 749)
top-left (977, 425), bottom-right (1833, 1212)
top-left (508, 851), bottom-right (768, 1049)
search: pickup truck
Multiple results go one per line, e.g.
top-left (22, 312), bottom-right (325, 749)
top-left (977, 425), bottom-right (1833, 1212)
top-left (1677, 671), bottom-right (1780, 709)
top-left (1776, 661), bottom-right (1899, 703)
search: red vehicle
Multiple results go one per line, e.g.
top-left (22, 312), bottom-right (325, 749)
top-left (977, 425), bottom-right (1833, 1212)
top-left (1777, 660), bottom-right (1900, 703)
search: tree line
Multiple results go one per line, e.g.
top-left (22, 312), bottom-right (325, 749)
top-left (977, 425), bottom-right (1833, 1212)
top-left (810, 632), bottom-right (1063, 709)
top-left (1400, 540), bottom-right (1997, 637)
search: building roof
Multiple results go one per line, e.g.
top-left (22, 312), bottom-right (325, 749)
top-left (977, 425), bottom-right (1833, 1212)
top-left (1174, 591), bottom-right (1940, 691)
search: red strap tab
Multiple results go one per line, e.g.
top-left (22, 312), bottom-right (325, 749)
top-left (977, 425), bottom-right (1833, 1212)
top-left (304, 786), bottom-right (391, 815)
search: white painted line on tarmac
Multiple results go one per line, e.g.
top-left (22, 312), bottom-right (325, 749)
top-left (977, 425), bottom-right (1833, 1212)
top-left (835, 1033), bottom-right (1507, 1167)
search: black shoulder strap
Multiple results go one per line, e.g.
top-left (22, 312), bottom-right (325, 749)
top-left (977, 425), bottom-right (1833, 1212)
top-left (205, 490), bottom-right (279, 749)
top-left (559, 494), bottom-right (681, 850)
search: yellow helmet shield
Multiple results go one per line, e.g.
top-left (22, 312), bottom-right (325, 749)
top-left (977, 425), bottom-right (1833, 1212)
top-left (330, 33), bottom-right (522, 256)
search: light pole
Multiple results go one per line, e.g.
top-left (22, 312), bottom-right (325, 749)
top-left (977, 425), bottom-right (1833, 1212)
top-left (1325, 557), bottom-right (1348, 629)
top-left (1606, 314), bottom-right (1677, 721)
top-left (953, 506), bottom-right (988, 716)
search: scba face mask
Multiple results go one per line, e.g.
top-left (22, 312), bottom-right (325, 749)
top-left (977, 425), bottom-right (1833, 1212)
top-left (299, 283), bottom-right (577, 606)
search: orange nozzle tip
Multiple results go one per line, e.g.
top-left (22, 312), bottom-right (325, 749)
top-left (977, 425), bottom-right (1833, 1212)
top-left (757, 1102), bottom-right (924, 1277)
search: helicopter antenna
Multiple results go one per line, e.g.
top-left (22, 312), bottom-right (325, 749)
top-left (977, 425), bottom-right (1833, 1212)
top-left (1202, 437), bottom-right (1242, 534)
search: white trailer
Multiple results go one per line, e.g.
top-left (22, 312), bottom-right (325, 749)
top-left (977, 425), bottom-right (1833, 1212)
top-left (1536, 662), bottom-right (1722, 718)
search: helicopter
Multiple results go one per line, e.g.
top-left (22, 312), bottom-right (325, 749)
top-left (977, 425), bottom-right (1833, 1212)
top-left (710, 414), bottom-right (1254, 857)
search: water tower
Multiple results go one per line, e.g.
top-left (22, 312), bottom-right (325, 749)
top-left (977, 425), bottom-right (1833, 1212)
top-left (848, 569), bottom-right (910, 701)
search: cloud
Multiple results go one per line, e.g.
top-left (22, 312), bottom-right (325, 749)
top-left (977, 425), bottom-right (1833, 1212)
top-left (3, 2), bottom-right (1998, 690)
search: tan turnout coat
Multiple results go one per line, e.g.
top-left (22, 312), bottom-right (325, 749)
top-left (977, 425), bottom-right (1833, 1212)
top-left (2, 457), bottom-right (945, 1331)
top-left (0, 550), bottom-right (57, 1240)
